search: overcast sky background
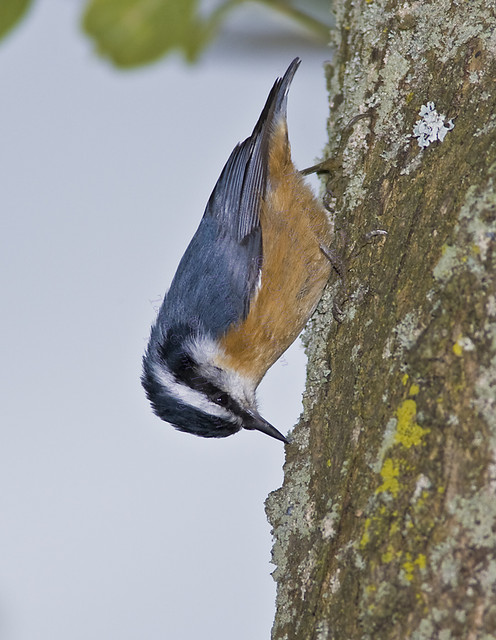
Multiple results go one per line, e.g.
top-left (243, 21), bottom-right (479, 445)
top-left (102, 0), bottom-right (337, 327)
top-left (1, 3), bottom-right (330, 638)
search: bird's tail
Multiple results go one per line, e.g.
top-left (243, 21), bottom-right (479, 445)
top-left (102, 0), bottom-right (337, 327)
top-left (251, 57), bottom-right (301, 140)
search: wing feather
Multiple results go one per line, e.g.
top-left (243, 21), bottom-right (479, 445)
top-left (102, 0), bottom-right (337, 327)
top-left (157, 58), bottom-right (301, 339)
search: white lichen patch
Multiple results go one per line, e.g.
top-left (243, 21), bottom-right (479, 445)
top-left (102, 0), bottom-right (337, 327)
top-left (486, 295), bottom-right (496, 317)
top-left (320, 508), bottom-right (339, 540)
top-left (394, 309), bottom-right (423, 353)
top-left (455, 335), bottom-right (475, 352)
top-left (412, 474), bottom-right (432, 501)
top-left (412, 102), bottom-right (454, 148)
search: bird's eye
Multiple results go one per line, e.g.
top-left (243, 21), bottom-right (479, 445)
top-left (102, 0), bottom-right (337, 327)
top-left (214, 393), bottom-right (230, 407)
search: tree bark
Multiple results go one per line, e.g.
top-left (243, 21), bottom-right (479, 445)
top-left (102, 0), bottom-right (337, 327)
top-left (266, 1), bottom-right (496, 638)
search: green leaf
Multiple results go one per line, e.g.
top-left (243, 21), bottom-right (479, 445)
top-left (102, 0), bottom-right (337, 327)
top-left (0, 0), bottom-right (33, 42)
top-left (82, 0), bottom-right (207, 67)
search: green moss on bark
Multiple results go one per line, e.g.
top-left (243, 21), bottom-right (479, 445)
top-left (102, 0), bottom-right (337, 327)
top-left (266, 1), bottom-right (496, 638)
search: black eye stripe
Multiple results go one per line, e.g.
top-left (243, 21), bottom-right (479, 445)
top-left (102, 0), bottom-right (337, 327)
top-left (158, 329), bottom-right (241, 415)
top-left (213, 392), bottom-right (230, 408)
top-left (178, 368), bottom-right (240, 414)
top-left (166, 350), bottom-right (234, 410)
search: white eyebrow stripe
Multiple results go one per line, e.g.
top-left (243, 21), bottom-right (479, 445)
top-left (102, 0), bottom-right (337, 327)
top-left (151, 363), bottom-right (231, 420)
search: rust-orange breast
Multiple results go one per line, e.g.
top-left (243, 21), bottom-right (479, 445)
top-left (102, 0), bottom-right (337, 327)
top-left (217, 121), bottom-right (332, 386)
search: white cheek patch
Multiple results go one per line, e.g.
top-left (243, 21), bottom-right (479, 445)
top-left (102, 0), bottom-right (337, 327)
top-left (186, 335), bottom-right (257, 408)
top-left (151, 362), bottom-right (232, 421)
top-left (186, 334), bottom-right (223, 367)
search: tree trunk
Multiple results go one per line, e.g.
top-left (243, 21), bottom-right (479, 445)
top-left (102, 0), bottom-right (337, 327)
top-left (266, 1), bottom-right (496, 638)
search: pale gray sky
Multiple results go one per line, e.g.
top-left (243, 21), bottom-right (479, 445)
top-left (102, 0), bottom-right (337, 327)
top-left (1, 3), bottom-right (330, 638)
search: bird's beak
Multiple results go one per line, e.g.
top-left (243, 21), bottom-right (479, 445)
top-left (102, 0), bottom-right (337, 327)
top-left (243, 410), bottom-right (289, 444)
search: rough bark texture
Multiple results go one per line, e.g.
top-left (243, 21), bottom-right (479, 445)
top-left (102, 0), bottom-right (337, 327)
top-left (265, 1), bottom-right (496, 638)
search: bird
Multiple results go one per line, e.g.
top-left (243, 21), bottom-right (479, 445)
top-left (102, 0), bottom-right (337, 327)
top-left (142, 58), bottom-right (333, 444)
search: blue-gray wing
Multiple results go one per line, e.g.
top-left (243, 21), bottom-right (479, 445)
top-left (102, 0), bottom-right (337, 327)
top-left (205, 57), bottom-right (300, 241)
top-left (159, 58), bottom-right (301, 339)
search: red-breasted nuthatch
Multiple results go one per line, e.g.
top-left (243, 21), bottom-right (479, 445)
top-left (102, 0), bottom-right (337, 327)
top-left (142, 58), bottom-right (332, 443)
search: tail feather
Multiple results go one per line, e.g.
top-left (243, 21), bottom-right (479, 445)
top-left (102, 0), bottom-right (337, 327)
top-left (205, 58), bottom-right (301, 240)
top-left (251, 57), bottom-right (301, 142)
